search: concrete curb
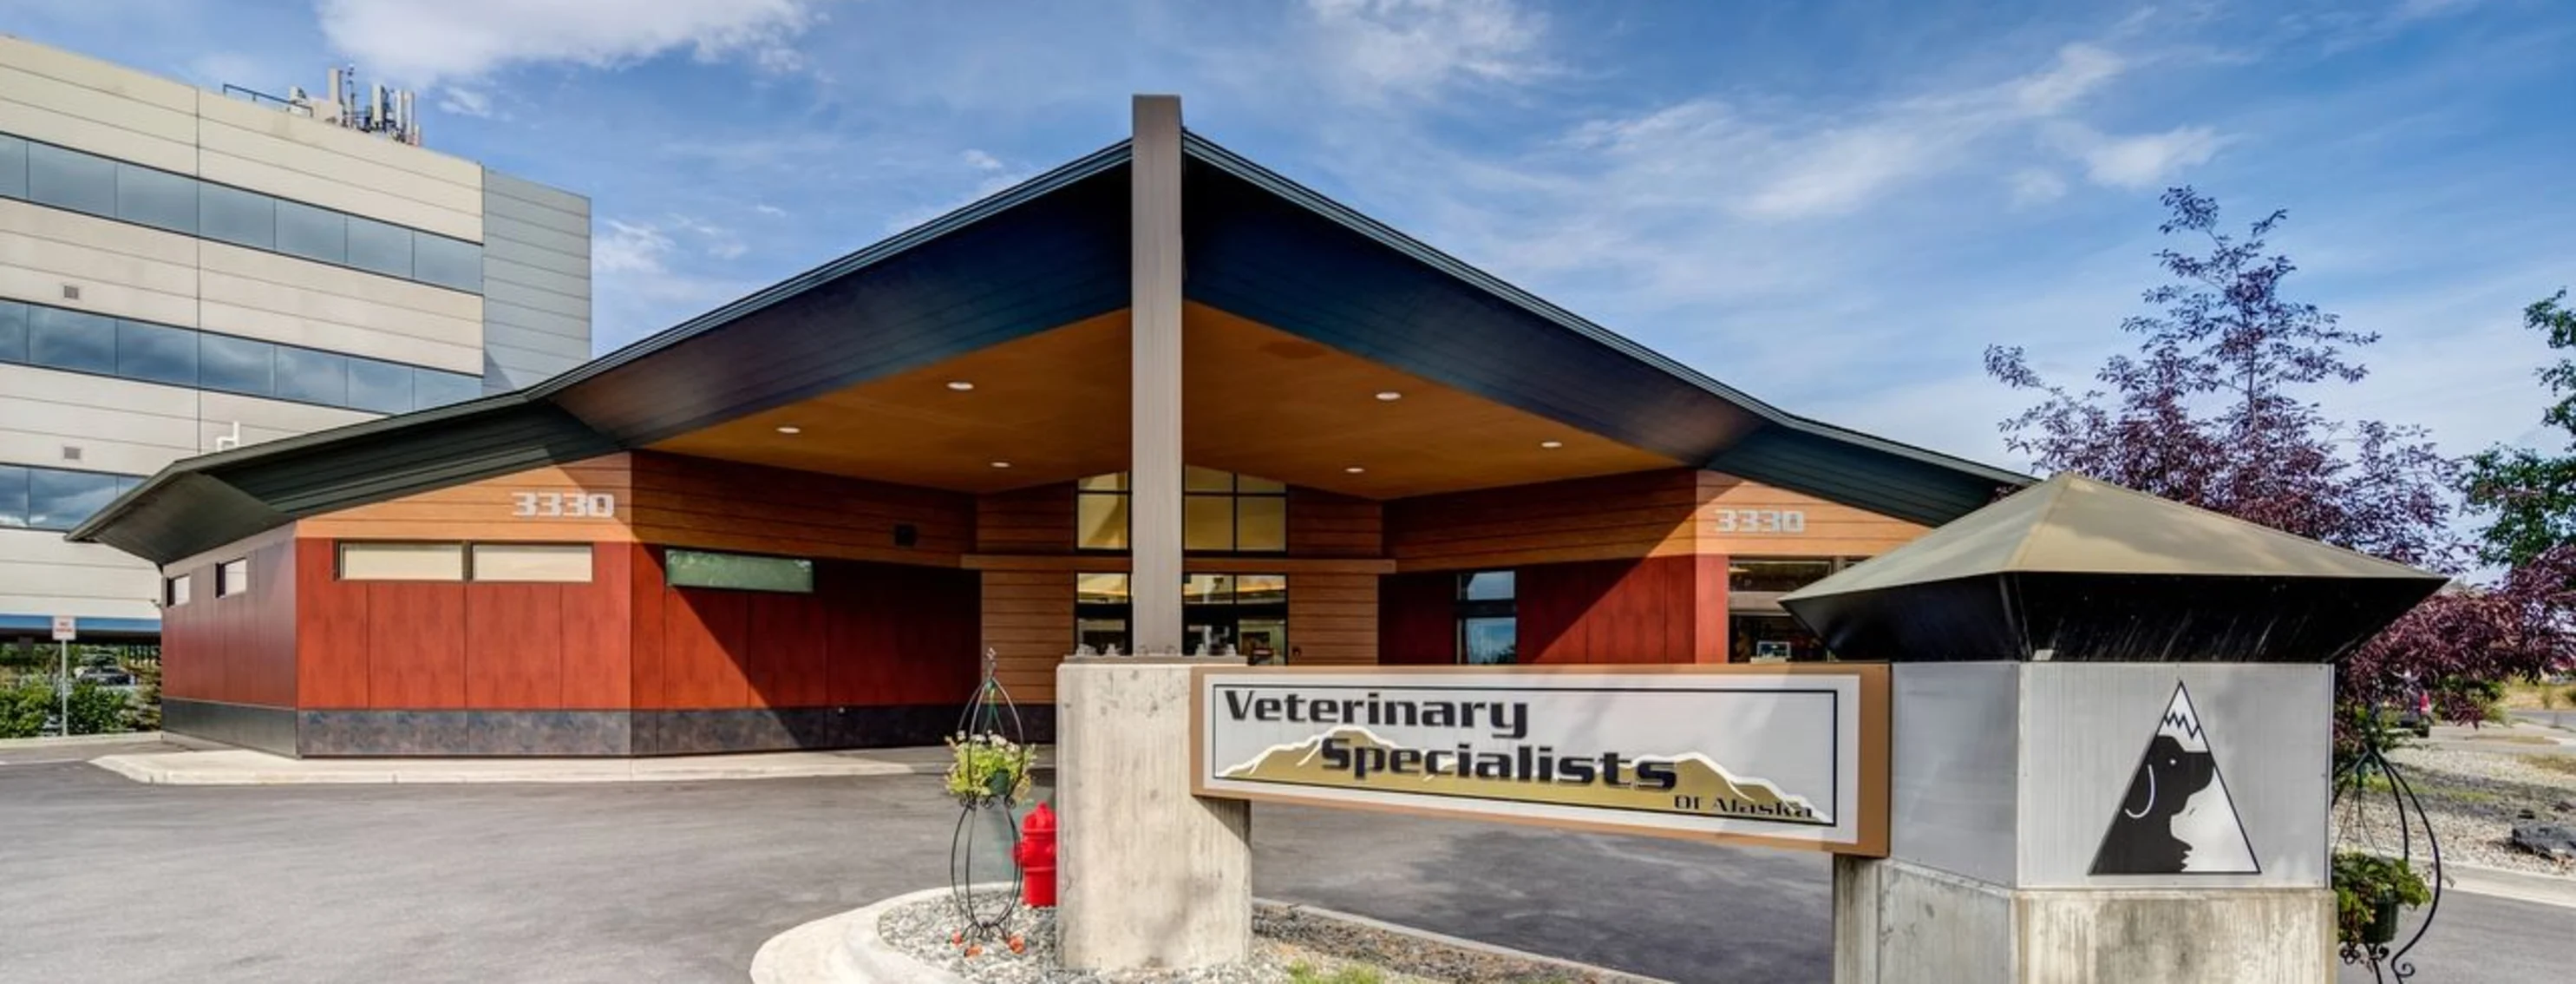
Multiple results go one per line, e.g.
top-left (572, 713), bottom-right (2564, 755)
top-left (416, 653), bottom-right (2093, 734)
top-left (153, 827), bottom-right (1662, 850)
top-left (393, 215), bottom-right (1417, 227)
top-left (751, 886), bottom-right (972, 984)
top-left (749, 886), bottom-right (1664, 984)
top-left (2443, 862), bottom-right (2576, 910)
top-left (0, 731), bottom-right (166, 750)
top-left (1253, 896), bottom-right (1672, 983)
top-left (88, 748), bottom-right (1057, 786)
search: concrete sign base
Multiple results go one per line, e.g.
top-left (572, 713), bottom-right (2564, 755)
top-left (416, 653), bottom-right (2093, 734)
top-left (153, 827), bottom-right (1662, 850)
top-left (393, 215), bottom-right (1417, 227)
top-left (1832, 662), bottom-right (2337, 983)
top-left (1056, 657), bottom-right (1252, 971)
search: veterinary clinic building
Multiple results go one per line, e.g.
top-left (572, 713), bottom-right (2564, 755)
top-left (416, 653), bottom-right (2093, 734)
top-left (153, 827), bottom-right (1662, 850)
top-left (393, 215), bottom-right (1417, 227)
top-left (70, 102), bottom-right (2020, 758)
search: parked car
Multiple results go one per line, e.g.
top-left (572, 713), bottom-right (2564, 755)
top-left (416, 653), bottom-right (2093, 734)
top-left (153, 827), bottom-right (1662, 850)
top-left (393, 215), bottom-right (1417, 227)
top-left (75, 667), bottom-right (134, 688)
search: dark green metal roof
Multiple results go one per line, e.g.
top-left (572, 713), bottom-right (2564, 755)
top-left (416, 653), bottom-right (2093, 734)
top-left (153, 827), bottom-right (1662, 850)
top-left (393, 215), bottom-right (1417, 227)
top-left (71, 130), bottom-right (2024, 563)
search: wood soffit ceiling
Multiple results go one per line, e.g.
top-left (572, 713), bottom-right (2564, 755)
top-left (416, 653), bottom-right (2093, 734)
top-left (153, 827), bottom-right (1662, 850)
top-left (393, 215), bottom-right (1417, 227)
top-left (646, 303), bottom-right (1685, 498)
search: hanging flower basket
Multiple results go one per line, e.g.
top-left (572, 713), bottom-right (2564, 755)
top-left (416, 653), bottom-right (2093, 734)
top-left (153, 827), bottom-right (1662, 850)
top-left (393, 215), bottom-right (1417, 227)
top-left (945, 731), bottom-right (1033, 810)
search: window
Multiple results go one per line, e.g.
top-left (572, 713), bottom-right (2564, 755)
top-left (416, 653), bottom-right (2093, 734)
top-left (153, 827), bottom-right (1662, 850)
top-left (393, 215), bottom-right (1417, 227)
top-left (1456, 570), bottom-right (1517, 665)
top-left (198, 182), bottom-right (275, 250)
top-left (0, 132), bottom-right (485, 294)
top-left (273, 199), bottom-right (347, 266)
top-left (217, 558), bottom-right (249, 597)
top-left (338, 541), bottom-right (466, 581)
top-left (0, 299), bottom-right (27, 364)
top-left (114, 163), bottom-right (197, 234)
top-left (198, 332), bottom-right (276, 397)
top-left (412, 233), bottom-right (483, 292)
top-left (471, 543), bottom-right (592, 582)
top-left (25, 141), bottom-right (115, 215)
top-left (666, 548), bottom-right (813, 593)
top-left (1728, 560), bottom-right (1836, 594)
top-left (0, 464), bottom-right (26, 528)
top-left (343, 216), bottom-right (414, 280)
top-left (272, 345), bottom-right (349, 406)
top-left (346, 358), bottom-right (414, 414)
top-left (1076, 469), bottom-right (1288, 552)
top-left (1073, 571), bottom-right (1289, 657)
top-left (165, 574), bottom-right (192, 607)
top-left (1727, 558), bottom-right (1846, 663)
top-left (28, 305), bottom-right (116, 375)
top-left (115, 318), bottom-right (198, 387)
top-left (0, 134), bottom-right (24, 199)
top-left (414, 367), bottom-right (482, 410)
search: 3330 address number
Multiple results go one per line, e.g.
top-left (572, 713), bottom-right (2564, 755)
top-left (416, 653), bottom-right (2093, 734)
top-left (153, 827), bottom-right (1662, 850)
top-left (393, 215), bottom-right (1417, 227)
top-left (1712, 508), bottom-right (1805, 534)
top-left (513, 491), bottom-right (616, 519)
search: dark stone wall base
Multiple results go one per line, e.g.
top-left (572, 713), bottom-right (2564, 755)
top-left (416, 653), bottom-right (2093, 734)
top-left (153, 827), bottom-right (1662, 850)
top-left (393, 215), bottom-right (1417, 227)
top-left (164, 699), bottom-right (298, 758)
top-left (283, 704), bottom-right (1055, 758)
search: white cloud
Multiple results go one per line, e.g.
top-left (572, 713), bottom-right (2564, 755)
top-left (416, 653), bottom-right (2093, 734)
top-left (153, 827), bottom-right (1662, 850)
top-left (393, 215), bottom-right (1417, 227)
top-left (2014, 43), bottom-right (2126, 115)
top-left (961, 148), bottom-right (1004, 172)
top-left (593, 220), bottom-right (673, 275)
top-left (2010, 168), bottom-right (2069, 207)
top-left (436, 86), bottom-right (494, 118)
top-left (315, 0), bottom-right (821, 86)
top-left (1304, 0), bottom-right (1549, 97)
top-left (754, 203), bottom-right (788, 217)
top-left (2058, 123), bottom-right (2224, 187)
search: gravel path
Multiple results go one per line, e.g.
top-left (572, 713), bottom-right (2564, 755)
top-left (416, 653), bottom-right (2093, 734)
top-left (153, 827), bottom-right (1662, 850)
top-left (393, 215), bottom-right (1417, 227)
top-left (878, 893), bottom-right (1651, 983)
top-left (2339, 747), bottom-right (2576, 877)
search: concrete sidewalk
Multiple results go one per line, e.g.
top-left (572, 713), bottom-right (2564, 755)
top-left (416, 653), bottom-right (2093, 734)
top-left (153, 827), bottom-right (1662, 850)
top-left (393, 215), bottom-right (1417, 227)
top-left (92, 745), bottom-right (1051, 785)
top-left (2447, 863), bottom-right (2576, 910)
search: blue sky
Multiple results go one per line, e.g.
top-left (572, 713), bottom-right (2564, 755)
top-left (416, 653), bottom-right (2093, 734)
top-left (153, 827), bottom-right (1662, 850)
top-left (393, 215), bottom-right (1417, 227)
top-left (11, 0), bottom-right (2573, 474)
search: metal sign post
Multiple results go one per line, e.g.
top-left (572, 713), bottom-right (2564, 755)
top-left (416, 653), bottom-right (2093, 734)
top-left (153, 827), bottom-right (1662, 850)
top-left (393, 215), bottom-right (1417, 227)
top-left (51, 615), bottom-right (74, 737)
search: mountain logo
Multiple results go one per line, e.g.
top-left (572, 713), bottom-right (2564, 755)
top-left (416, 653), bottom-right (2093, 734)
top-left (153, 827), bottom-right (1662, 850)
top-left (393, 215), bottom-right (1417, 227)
top-left (1218, 725), bottom-right (1829, 824)
top-left (2089, 682), bottom-right (2259, 876)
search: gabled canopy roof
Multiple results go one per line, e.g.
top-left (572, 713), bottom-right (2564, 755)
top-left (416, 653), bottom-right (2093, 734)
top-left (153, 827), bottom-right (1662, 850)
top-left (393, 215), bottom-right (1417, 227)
top-left (71, 128), bottom-right (2026, 565)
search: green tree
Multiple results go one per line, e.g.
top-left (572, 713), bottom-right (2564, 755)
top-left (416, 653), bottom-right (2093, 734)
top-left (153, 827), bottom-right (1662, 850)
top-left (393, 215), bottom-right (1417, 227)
top-left (2462, 290), bottom-right (2576, 567)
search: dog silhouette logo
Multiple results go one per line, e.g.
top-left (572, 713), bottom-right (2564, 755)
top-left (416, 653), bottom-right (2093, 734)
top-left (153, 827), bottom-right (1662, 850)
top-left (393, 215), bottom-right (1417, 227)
top-left (2089, 682), bottom-right (2259, 876)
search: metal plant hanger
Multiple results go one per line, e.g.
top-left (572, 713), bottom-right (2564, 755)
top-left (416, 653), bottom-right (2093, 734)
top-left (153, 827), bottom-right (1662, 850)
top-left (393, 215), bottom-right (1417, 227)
top-left (946, 646), bottom-right (1034, 945)
top-left (2331, 718), bottom-right (2444, 983)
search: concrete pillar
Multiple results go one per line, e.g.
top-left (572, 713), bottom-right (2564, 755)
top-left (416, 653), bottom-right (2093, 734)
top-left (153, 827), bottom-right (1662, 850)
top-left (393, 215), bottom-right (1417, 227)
top-left (1834, 663), bottom-right (2336, 983)
top-left (1056, 657), bottom-right (1252, 970)
top-left (1128, 94), bottom-right (1184, 655)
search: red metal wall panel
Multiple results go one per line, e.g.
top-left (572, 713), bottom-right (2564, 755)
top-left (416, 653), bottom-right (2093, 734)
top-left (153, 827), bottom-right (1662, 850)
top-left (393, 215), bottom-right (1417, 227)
top-left (660, 587), bottom-right (750, 709)
top-left (559, 543), bottom-right (633, 709)
top-left (366, 582), bottom-right (468, 708)
top-left (465, 582), bottom-right (565, 709)
top-left (1376, 571), bottom-right (1458, 665)
top-left (164, 535), bottom-right (297, 706)
top-left (296, 540), bottom-right (371, 708)
top-left (1518, 556), bottom-right (1718, 664)
top-left (747, 591), bottom-right (831, 708)
top-left (629, 545), bottom-right (669, 710)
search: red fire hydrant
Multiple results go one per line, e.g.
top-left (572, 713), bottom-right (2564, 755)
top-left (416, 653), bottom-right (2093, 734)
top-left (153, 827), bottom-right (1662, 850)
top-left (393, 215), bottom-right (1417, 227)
top-left (1015, 801), bottom-right (1057, 908)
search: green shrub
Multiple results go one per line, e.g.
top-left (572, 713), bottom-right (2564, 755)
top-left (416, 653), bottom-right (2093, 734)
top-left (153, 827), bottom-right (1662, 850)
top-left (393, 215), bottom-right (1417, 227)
top-left (0, 678), bottom-right (134, 738)
top-left (2331, 851), bottom-right (2430, 944)
top-left (0, 679), bottom-right (47, 738)
top-left (63, 680), bottom-right (132, 735)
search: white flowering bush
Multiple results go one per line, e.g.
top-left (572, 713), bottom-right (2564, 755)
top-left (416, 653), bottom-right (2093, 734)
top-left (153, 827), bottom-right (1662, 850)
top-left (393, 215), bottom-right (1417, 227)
top-left (944, 731), bottom-right (1031, 808)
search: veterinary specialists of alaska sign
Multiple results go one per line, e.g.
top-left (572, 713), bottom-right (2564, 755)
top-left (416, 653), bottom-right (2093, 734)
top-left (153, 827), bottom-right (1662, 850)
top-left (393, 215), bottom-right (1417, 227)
top-left (1191, 665), bottom-right (1889, 856)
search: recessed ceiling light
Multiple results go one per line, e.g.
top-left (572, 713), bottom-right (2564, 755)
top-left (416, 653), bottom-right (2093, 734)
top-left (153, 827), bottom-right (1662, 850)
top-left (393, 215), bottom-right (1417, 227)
top-left (991, 461), bottom-right (1012, 469)
top-left (946, 380), bottom-right (976, 391)
top-left (775, 425), bottom-right (802, 435)
top-left (1540, 440), bottom-right (1563, 449)
top-left (1344, 466), bottom-right (1366, 474)
top-left (1374, 390), bottom-right (1402, 402)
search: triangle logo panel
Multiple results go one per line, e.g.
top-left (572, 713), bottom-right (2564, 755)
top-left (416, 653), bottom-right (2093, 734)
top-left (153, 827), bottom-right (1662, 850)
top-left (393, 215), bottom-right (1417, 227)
top-left (2089, 682), bottom-right (2260, 876)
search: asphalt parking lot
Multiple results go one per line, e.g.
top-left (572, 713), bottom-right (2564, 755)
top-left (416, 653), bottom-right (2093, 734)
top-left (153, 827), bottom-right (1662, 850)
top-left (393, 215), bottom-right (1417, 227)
top-left (0, 745), bottom-right (2565, 982)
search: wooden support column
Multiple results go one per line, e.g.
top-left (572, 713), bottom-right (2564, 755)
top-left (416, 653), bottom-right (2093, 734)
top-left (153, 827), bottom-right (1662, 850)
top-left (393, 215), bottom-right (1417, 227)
top-left (1129, 95), bottom-right (1185, 654)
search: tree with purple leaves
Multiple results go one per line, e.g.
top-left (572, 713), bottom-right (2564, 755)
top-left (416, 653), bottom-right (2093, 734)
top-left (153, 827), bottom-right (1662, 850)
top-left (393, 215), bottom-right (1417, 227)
top-left (1985, 187), bottom-right (2572, 725)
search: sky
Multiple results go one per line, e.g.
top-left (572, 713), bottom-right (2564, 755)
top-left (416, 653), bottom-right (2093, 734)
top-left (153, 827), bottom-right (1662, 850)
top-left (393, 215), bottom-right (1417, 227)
top-left (10, 0), bottom-right (2573, 478)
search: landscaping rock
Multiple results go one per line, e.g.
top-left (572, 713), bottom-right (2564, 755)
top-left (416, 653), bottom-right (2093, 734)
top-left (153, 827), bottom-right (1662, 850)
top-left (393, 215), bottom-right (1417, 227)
top-left (2509, 823), bottom-right (2576, 860)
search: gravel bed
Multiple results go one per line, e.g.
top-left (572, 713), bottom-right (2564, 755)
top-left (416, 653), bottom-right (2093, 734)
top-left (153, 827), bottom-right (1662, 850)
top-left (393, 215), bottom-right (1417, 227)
top-left (877, 893), bottom-right (1648, 983)
top-left (2336, 747), bottom-right (2576, 877)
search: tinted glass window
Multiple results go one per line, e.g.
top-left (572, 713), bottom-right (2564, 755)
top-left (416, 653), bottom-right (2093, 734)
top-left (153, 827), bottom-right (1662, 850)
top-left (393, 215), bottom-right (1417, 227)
top-left (115, 318), bottom-right (197, 386)
top-left (114, 164), bottom-right (196, 234)
top-left (273, 344), bottom-right (348, 406)
top-left (25, 142), bottom-right (115, 216)
top-left (344, 216), bottom-right (413, 279)
top-left (198, 183), bottom-right (275, 250)
top-left (27, 306), bottom-right (116, 374)
top-left (0, 134), bottom-right (25, 199)
top-left (665, 549), bottom-right (814, 593)
top-left (198, 333), bottom-right (275, 397)
top-left (0, 465), bottom-right (26, 528)
top-left (412, 233), bottom-right (482, 292)
top-left (28, 469), bottom-right (121, 531)
top-left (1461, 570), bottom-right (1516, 600)
top-left (413, 368), bottom-right (481, 410)
top-left (0, 300), bottom-right (26, 364)
top-left (345, 357), bottom-right (413, 414)
top-left (273, 199), bottom-right (346, 265)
